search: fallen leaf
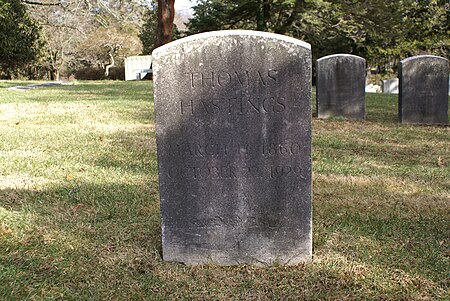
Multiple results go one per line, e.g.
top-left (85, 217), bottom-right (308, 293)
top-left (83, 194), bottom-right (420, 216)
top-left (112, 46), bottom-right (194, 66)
top-left (437, 156), bottom-right (445, 167)
top-left (99, 136), bottom-right (104, 142)
top-left (0, 226), bottom-right (12, 236)
top-left (66, 174), bottom-right (74, 180)
top-left (73, 203), bottom-right (84, 213)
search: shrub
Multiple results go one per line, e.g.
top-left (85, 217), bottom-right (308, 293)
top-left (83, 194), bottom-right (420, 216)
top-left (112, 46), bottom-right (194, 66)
top-left (73, 67), bottom-right (125, 80)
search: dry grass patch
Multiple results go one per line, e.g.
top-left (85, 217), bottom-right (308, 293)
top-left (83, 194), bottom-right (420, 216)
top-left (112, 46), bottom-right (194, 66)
top-left (0, 81), bottom-right (448, 300)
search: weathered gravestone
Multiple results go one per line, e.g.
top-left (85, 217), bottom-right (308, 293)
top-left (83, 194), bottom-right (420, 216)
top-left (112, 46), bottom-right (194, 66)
top-left (399, 55), bottom-right (449, 124)
top-left (316, 54), bottom-right (366, 119)
top-left (152, 30), bottom-right (312, 266)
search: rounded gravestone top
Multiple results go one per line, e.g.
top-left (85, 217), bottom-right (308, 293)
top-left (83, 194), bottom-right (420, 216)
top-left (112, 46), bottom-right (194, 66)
top-left (317, 53), bottom-right (365, 62)
top-left (400, 55), bottom-right (449, 64)
top-left (152, 30), bottom-right (311, 58)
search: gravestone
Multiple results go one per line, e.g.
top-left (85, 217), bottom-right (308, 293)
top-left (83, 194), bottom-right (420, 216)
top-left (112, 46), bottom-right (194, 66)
top-left (399, 55), bottom-right (449, 124)
top-left (365, 84), bottom-right (381, 93)
top-left (382, 78), bottom-right (399, 94)
top-left (152, 30), bottom-right (312, 266)
top-left (124, 55), bottom-right (152, 80)
top-left (316, 54), bottom-right (366, 119)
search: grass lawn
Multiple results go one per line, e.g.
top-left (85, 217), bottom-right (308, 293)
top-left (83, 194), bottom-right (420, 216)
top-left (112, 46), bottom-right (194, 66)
top-left (0, 80), bottom-right (448, 300)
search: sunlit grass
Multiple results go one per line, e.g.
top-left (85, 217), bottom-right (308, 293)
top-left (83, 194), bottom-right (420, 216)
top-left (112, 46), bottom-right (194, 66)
top-left (0, 80), bottom-right (448, 300)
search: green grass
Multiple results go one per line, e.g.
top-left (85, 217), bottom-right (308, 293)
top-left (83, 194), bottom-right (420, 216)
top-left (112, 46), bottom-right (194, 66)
top-left (0, 80), bottom-right (448, 300)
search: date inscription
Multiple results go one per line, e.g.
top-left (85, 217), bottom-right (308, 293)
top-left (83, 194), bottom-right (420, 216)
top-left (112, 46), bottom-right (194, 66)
top-left (167, 165), bottom-right (304, 180)
top-left (167, 142), bottom-right (304, 158)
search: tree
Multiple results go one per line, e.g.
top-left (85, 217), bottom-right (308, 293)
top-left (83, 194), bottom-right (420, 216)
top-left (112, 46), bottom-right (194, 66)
top-left (140, 0), bottom-right (182, 53)
top-left (399, 0), bottom-right (449, 58)
top-left (77, 24), bottom-right (142, 75)
top-left (155, 0), bottom-right (176, 48)
top-left (0, 0), bottom-right (41, 78)
top-left (187, 0), bottom-right (309, 34)
top-left (26, 0), bottom-right (147, 79)
top-left (186, 0), bottom-right (449, 74)
top-left (140, 2), bottom-right (158, 54)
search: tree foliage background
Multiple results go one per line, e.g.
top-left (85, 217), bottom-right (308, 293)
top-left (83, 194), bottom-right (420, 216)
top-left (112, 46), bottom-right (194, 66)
top-left (186, 0), bottom-right (449, 73)
top-left (0, 0), bottom-right (41, 78)
top-left (1, 0), bottom-right (149, 79)
top-left (0, 0), bottom-right (448, 79)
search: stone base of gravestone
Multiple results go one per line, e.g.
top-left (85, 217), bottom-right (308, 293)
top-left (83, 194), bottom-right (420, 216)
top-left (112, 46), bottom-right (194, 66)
top-left (399, 55), bottom-right (449, 125)
top-left (316, 54), bottom-right (366, 120)
top-left (153, 30), bottom-right (312, 266)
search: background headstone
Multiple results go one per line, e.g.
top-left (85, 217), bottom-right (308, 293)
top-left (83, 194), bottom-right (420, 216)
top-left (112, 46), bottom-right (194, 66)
top-left (124, 55), bottom-right (152, 80)
top-left (152, 30), bottom-right (312, 266)
top-left (365, 84), bottom-right (381, 93)
top-left (399, 55), bottom-right (449, 125)
top-left (382, 78), bottom-right (399, 94)
top-left (316, 54), bottom-right (366, 119)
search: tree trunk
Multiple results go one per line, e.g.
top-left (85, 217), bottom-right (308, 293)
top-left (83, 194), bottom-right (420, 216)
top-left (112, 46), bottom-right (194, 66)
top-left (256, 0), bottom-right (270, 31)
top-left (155, 0), bottom-right (175, 49)
top-left (49, 68), bottom-right (59, 81)
top-left (105, 54), bottom-right (114, 77)
top-left (105, 49), bottom-right (115, 77)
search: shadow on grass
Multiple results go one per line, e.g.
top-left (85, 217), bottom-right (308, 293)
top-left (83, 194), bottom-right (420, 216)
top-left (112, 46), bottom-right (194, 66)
top-left (0, 181), bottom-right (163, 299)
top-left (0, 81), bottom-right (447, 299)
top-left (0, 173), bottom-right (448, 299)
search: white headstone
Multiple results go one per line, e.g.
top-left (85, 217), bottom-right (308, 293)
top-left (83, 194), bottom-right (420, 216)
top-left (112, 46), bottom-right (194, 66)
top-left (125, 55), bottom-right (152, 81)
top-left (382, 78), bottom-right (399, 94)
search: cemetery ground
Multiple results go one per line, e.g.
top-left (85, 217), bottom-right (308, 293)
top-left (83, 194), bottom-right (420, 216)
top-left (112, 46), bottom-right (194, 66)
top-left (0, 80), bottom-right (448, 300)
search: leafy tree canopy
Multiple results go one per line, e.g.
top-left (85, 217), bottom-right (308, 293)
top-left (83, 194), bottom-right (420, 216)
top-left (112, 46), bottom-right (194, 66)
top-left (187, 0), bottom-right (309, 34)
top-left (186, 0), bottom-right (449, 71)
top-left (0, 0), bottom-right (41, 73)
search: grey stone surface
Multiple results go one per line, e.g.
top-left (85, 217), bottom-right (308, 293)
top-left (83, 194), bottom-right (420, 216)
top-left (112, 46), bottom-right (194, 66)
top-left (152, 30), bottom-right (312, 266)
top-left (316, 54), bottom-right (366, 119)
top-left (399, 55), bottom-right (449, 124)
top-left (382, 78), bottom-right (399, 94)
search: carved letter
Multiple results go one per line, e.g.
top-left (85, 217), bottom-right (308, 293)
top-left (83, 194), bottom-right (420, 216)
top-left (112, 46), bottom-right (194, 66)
top-left (180, 99), bottom-right (194, 115)
top-left (246, 97), bottom-right (260, 113)
top-left (262, 97), bottom-right (274, 113)
top-left (205, 144), bottom-right (218, 155)
top-left (257, 70), bottom-right (267, 86)
top-left (195, 144), bottom-right (203, 156)
top-left (210, 99), bottom-right (221, 114)
top-left (267, 69), bottom-right (278, 82)
top-left (273, 98), bottom-right (286, 113)
top-left (235, 71), bottom-right (250, 86)
top-left (227, 98), bottom-right (238, 114)
top-left (201, 71), bottom-right (215, 87)
top-left (217, 71), bottom-right (232, 86)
